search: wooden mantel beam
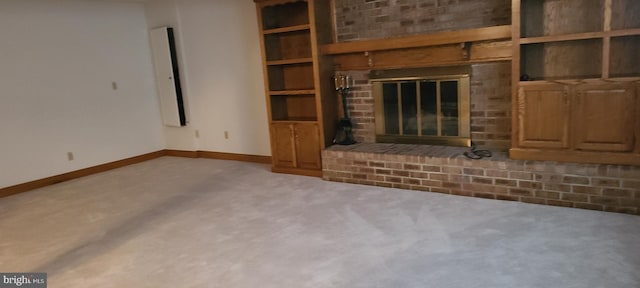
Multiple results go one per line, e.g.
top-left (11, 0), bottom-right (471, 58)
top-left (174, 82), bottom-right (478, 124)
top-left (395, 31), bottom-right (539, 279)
top-left (321, 25), bottom-right (512, 55)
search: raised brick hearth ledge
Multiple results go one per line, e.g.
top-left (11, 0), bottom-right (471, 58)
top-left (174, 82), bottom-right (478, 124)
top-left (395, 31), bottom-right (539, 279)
top-left (322, 143), bottom-right (640, 215)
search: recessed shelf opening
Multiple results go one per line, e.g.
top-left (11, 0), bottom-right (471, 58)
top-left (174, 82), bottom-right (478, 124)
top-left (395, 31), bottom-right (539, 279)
top-left (264, 31), bottom-right (312, 61)
top-left (520, 39), bottom-right (602, 80)
top-left (267, 63), bottom-right (315, 91)
top-left (612, 0), bottom-right (640, 30)
top-left (271, 94), bottom-right (317, 122)
top-left (520, 0), bottom-right (603, 38)
top-left (610, 36), bottom-right (640, 78)
top-left (261, 1), bottom-right (309, 30)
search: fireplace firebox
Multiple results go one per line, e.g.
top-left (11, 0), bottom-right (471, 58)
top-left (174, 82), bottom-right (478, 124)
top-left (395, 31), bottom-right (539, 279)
top-left (370, 66), bottom-right (471, 147)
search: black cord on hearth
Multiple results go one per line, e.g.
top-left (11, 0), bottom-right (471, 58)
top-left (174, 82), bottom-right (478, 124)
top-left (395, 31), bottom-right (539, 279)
top-left (464, 142), bottom-right (492, 160)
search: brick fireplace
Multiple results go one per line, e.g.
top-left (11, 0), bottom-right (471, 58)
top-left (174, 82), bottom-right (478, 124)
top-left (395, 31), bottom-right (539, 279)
top-left (321, 0), bottom-right (640, 215)
top-left (344, 63), bottom-right (512, 151)
top-left (370, 66), bottom-right (472, 146)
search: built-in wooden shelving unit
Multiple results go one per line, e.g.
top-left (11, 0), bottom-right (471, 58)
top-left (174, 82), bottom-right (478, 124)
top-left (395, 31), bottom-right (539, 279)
top-left (255, 0), bottom-right (335, 176)
top-left (511, 0), bottom-right (640, 165)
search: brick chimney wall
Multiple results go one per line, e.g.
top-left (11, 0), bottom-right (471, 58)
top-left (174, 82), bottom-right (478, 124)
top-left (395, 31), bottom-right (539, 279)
top-left (334, 0), bottom-right (511, 42)
top-left (334, 0), bottom-right (513, 151)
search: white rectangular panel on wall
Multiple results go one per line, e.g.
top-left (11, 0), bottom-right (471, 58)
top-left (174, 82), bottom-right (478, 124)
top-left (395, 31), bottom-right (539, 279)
top-left (150, 26), bottom-right (186, 127)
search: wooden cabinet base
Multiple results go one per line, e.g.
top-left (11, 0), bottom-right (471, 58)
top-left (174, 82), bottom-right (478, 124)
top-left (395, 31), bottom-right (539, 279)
top-left (272, 166), bottom-right (323, 177)
top-left (509, 148), bottom-right (640, 166)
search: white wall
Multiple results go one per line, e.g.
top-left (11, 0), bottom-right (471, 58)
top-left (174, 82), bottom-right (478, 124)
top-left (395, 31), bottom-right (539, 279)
top-left (145, 0), bottom-right (270, 156)
top-left (0, 0), bottom-right (165, 188)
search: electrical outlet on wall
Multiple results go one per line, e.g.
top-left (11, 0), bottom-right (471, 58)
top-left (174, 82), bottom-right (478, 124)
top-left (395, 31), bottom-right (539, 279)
top-left (112, 81), bottom-right (118, 90)
top-left (195, 130), bottom-right (200, 138)
top-left (67, 152), bottom-right (74, 161)
top-left (224, 131), bottom-right (229, 139)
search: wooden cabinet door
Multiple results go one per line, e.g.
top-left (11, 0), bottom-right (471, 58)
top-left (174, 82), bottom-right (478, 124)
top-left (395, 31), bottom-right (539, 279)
top-left (294, 123), bottom-right (321, 170)
top-left (517, 84), bottom-right (570, 148)
top-left (573, 84), bottom-right (636, 152)
top-left (270, 124), bottom-right (296, 168)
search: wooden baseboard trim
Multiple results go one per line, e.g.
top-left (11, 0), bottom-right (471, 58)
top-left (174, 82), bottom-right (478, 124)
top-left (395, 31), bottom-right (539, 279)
top-left (1, 149), bottom-right (272, 198)
top-left (197, 151), bottom-right (272, 164)
top-left (0, 150), bottom-right (167, 198)
top-left (165, 150), bottom-right (199, 158)
top-left (165, 149), bottom-right (272, 164)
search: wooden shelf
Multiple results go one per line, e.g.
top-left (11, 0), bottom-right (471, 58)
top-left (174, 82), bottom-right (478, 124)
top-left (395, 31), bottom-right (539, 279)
top-left (254, 0), bottom-right (306, 3)
top-left (325, 26), bottom-right (513, 70)
top-left (269, 89), bottom-right (316, 95)
top-left (263, 24), bottom-right (310, 35)
top-left (518, 79), bottom-right (597, 86)
top-left (271, 117), bottom-right (318, 123)
top-left (266, 58), bottom-right (313, 66)
top-left (519, 77), bottom-right (640, 86)
top-left (519, 28), bottom-right (640, 44)
top-left (611, 28), bottom-right (640, 37)
top-left (519, 32), bottom-right (603, 44)
top-left (321, 25), bottom-right (511, 55)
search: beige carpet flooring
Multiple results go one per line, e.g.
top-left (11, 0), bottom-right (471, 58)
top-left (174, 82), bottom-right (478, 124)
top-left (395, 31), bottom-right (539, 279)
top-left (1, 156), bottom-right (639, 287)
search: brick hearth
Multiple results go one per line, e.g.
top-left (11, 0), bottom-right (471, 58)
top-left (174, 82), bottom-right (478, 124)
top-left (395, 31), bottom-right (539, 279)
top-left (323, 144), bottom-right (640, 215)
